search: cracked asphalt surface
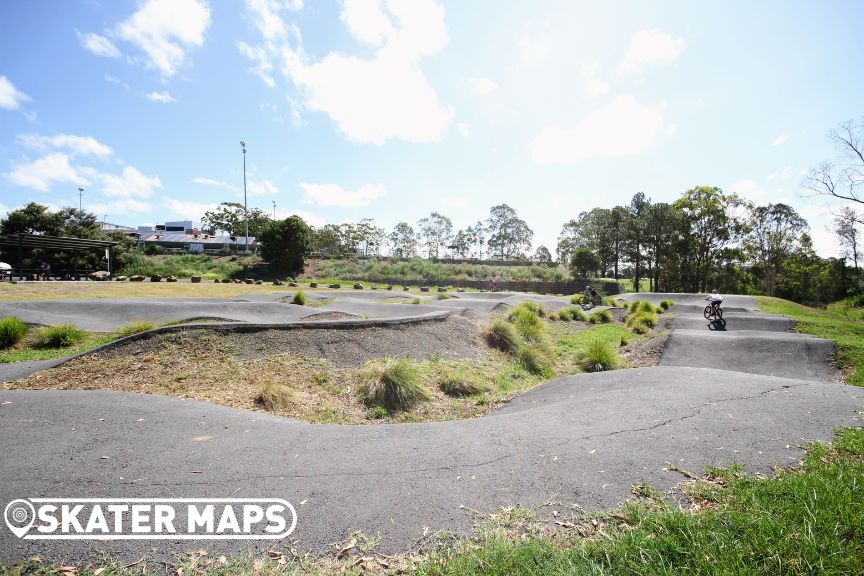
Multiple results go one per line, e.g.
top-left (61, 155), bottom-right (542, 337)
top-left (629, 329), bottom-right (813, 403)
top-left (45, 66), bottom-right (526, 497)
top-left (0, 292), bottom-right (861, 563)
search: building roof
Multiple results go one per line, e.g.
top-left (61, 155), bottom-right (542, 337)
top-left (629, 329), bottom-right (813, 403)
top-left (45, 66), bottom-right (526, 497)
top-left (0, 233), bottom-right (118, 250)
top-left (140, 231), bottom-right (256, 245)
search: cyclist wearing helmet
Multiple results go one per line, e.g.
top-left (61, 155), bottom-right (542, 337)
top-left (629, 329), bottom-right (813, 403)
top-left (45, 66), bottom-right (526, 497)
top-left (704, 289), bottom-right (723, 314)
top-left (584, 284), bottom-right (601, 306)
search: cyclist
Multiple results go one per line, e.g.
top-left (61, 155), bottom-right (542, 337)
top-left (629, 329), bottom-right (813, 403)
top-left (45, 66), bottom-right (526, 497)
top-left (704, 289), bottom-right (723, 315)
top-left (584, 285), bottom-right (602, 307)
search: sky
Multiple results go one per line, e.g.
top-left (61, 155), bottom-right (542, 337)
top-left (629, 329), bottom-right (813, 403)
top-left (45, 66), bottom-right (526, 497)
top-left (1, 0), bottom-right (863, 256)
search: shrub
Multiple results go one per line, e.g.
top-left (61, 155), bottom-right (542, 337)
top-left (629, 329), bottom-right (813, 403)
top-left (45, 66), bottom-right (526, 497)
top-left (517, 343), bottom-right (555, 377)
top-left (359, 358), bottom-right (430, 412)
top-left (411, 298), bottom-right (421, 304)
top-left (589, 310), bottom-right (613, 324)
top-left (254, 382), bottom-right (294, 411)
top-left (579, 339), bottom-right (619, 372)
top-left (438, 371), bottom-right (486, 397)
top-left (636, 300), bottom-right (656, 314)
top-left (0, 316), bottom-right (29, 349)
top-left (33, 324), bottom-right (86, 348)
top-left (507, 307), bottom-right (545, 341)
top-left (620, 336), bottom-right (630, 346)
top-left (511, 301), bottom-right (545, 317)
top-left (659, 299), bottom-right (674, 310)
top-left (115, 320), bottom-right (156, 338)
top-left (627, 311), bottom-right (658, 328)
top-left (602, 297), bottom-right (619, 307)
top-left (484, 320), bottom-right (518, 352)
top-left (437, 293), bottom-right (451, 300)
top-left (559, 307), bottom-right (587, 322)
top-left (365, 406), bottom-right (388, 420)
top-left (292, 291), bottom-right (307, 305)
top-left (570, 294), bottom-right (584, 305)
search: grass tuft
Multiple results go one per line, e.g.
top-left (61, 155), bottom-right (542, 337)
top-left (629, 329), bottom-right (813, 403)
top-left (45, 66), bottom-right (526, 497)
top-left (438, 368), bottom-right (487, 397)
top-left (579, 338), bottom-right (619, 372)
top-left (359, 358), bottom-right (430, 412)
top-left (0, 316), bottom-right (29, 349)
top-left (33, 324), bottom-right (86, 348)
top-left (114, 319), bottom-right (156, 338)
top-left (484, 320), bottom-right (519, 352)
top-left (516, 342), bottom-right (554, 377)
top-left (292, 291), bottom-right (307, 305)
top-left (589, 310), bottom-right (613, 324)
top-left (659, 299), bottom-right (674, 310)
top-left (254, 382), bottom-right (294, 411)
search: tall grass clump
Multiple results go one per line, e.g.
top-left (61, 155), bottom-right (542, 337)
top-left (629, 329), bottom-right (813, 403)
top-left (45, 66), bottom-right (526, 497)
top-left (254, 382), bottom-right (294, 411)
top-left (484, 320), bottom-right (518, 352)
top-left (0, 316), bottom-right (29, 349)
top-left (557, 307), bottom-right (587, 322)
top-left (115, 320), bottom-right (156, 338)
top-left (438, 365), bottom-right (487, 397)
top-left (506, 304), bottom-right (545, 341)
top-left (359, 358), bottom-right (430, 412)
top-left (602, 296), bottom-right (619, 307)
top-left (579, 338), bottom-right (619, 372)
top-left (33, 324), bottom-right (87, 348)
top-left (659, 299), bottom-right (674, 310)
top-left (517, 342), bottom-right (555, 377)
top-left (626, 310), bottom-right (658, 334)
top-left (292, 291), bottom-right (307, 305)
top-left (589, 309), bottom-right (613, 324)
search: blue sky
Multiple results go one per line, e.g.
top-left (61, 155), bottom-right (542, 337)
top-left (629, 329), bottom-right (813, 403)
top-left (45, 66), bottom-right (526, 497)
top-left (1, 0), bottom-right (862, 256)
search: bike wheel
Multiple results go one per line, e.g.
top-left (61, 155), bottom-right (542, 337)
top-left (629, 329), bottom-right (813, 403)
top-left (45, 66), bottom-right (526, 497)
top-left (716, 307), bottom-right (723, 319)
top-left (703, 305), bottom-right (712, 319)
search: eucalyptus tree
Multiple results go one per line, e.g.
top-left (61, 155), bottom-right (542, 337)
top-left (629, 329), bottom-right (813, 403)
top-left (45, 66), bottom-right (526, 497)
top-left (485, 204), bottom-right (533, 260)
top-left (417, 212), bottom-right (453, 259)
top-left (388, 222), bottom-right (417, 258)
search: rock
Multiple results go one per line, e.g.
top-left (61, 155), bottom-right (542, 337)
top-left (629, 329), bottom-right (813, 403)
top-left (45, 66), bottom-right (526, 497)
top-left (457, 288), bottom-right (466, 293)
top-left (328, 283), bottom-right (341, 289)
top-left (309, 282), bottom-right (318, 288)
top-left (166, 276), bottom-right (178, 282)
top-left (191, 276), bottom-right (202, 283)
top-left (403, 286), bottom-right (410, 291)
top-left (420, 286), bottom-right (430, 292)
top-left (371, 285), bottom-right (378, 290)
top-left (130, 275), bottom-right (145, 282)
top-left (255, 280), bottom-right (263, 285)
top-left (289, 281), bottom-right (299, 287)
top-left (245, 279), bottom-right (254, 284)
top-left (387, 285), bottom-right (393, 290)
top-left (89, 270), bottom-right (110, 281)
top-left (233, 279), bottom-right (242, 284)
top-left (353, 283), bottom-right (364, 289)
top-left (273, 279), bottom-right (284, 286)
top-left (150, 274), bottom-right (162, 282)
top-left (214, 279), bottom-right (221, 283)
top-left (437, 287), bottom-right (448, 292)
top-left (114, 275), bottom-right (128, 282)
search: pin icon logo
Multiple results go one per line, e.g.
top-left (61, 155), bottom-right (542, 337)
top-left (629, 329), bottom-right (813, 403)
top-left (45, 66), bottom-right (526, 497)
top-left (4, 499), bottom-right (35, 538)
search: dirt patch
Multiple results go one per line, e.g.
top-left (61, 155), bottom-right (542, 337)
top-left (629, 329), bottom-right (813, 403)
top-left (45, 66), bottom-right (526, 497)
top-left (622, 313), bottom-right (674, 368)
top-left (295, 311), bottom-right (358, 322)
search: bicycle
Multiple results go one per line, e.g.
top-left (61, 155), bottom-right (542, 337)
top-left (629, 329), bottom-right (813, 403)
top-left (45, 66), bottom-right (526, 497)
top-left (579, 289), bottom-right (602, 310)
top-left (703, 304), bottom-right (723, 320)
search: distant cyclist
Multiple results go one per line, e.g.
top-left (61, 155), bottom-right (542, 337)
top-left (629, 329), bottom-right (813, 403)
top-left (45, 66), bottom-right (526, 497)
top-left (705, 289), bottom-right (723, 315)
top-left (584, 285), bottom-right (602, 307)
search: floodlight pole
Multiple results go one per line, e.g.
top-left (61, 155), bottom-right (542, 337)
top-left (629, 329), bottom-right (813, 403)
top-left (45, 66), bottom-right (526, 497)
top-left (272, 200), bottom-right (276, 219)
top-left (241, 140), bottom-right (249, 254)
top-left (78, 187), bottom-right (83, 211)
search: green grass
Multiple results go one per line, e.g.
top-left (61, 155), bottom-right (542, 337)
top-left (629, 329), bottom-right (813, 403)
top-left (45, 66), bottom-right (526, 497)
top-left (292, 290), bottom-right (307, 305)
top-left (32, 323), bottom-right (87, 348)
top-left (659, 299), bottom-right (675, 310)
top-left (758, 295), bottom-right (864, 386)
top-left (0, 316), bottom-right (29, 349)
top-left (14, 427), bottom-right (863, 575)
top-left (483, 320), bottom-right (519, 352)
top-left (506, 304), bottom-right (546, 341)
top-left (555, 323), bottom-right (638, 368)
top-left (114, 319), bottom-right (156, 338)
top-left (578, 338), bottom-right (620, 371)
top-left (359, 358), bottom-right (431, 412)
top-left (120, 253), bottom-right (255, 279)
top-left (254, 381), bottom-right (295, 411)
top-left (437, 364), bottom-right (488, 397)
top-left (515, 342), bottom-right (555, 377)
top-left (588, 309), bottom-right (612, 324)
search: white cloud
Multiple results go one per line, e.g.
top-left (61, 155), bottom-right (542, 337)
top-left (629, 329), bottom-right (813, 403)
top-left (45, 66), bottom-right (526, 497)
top-left (468, 77), bottom-right (497, 95)
top-left (531, 94), bottom-right (665, 164)
top-left (0, 76), bottom-right (31, 110)
top-left (579, 62), bottom-right (609, 99)
top-left (114, 0), bottom-right (211, 78)
top-left (726, 179), bottom-right (760, 195)
top-left (767, 166), bottom-right (793, 181)
top-left (161, 198), bottom-right (218, 220)
top-left (239, 0), bottom-right (453, 144)
top-left (3, 153), bottom-right (86, 192)
top-left (96, 166), bottom-right (161, 198)
top-left (441, 195), bottom-right (471, 208)
top-left (618, 28), bottom-right (685, 75)
top-left (104, 74), bottom-right (131, 91)
top-left (89, 198), bottom-right (152, 215)
top-left (192, 177), bottom-right (237, 191)
top-left (772, 134), bottom-right (789, 146)
top-left (301, 182), bottom-right (387, 207)
top-left (17, 133), bottom-right (113, 158)
top-left (517, 20), bottom-right (551, 64)
top-left (146, 90), bottom-right (177, 103)
top-left (247, 178), bottom-right (278, 196)
top-left (276, 208), bottom-right (325, 227)
top-left (77, 30), bottom-right (122, 58)
top-left (456, 122), bottom-right (470, 138)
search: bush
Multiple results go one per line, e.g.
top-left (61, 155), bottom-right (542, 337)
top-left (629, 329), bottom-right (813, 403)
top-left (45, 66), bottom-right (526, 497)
top-left (33, 324), bottom-right (86, 348)
top-left (437, 293), bottom-right (451, 300)
top-left (365, 406), bottom-right (388, 420)
top-left (359, 358), bottom-right (430, 412)
top-left (254, 382), bottom-right (294, 411)
top-left (517, 342), bottom-right (554, 377)
top-left (659, 299), bottom-right (674, 310)
top-left (484, 320), bottom-right (518, 352)
top-left (0, 317), bottom-right (29, 349)
top-left (292, 291), bottom-right (306, 305)
top-left (602, 296), bottom-right (619, 307)
top-left (115, 320), bottom-right (156, 338)
top-left (438, 370), bottom-right (486, 397)
top-left (627, 311), bottom-right (658, 328)
top-left (559, 307), bottom-right (587, 322)
top-left (579, 339), bottom-right (619, 372)
top-left (411, 297), bottom-right (421, 304)
top-left (636, 300), bottom-right (656, 314)
top-left (570, 294), bottom-right (584, 305)
top-left (510, 301), bottom-right (546, 317)
top-left (589, 310), bottom-right (613, 324)
top-left (507, 306), bottom-right (545, 341)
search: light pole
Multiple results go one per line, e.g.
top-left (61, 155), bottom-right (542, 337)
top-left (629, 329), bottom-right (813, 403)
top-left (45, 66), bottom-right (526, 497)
top-left (240, 140), bottom-right (249, 253)
top-left (272, 200), bottom-right (276, 219)
top-left (78, 187), bottom-right (83, 211)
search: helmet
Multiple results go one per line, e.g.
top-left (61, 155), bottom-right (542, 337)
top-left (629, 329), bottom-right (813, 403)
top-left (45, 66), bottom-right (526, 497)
top-left (586, 285), bottom-right (592, 290)
top-left (712, 289), bottom-right (718, 294)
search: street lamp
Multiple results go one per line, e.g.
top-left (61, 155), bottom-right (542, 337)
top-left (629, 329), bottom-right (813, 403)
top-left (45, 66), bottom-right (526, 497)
top-left (272, 200), bottom-right (276, 219)
top-left (240, 140), bottom-right (249, 253)
top-left (78, 187), bottom-right (84, 211)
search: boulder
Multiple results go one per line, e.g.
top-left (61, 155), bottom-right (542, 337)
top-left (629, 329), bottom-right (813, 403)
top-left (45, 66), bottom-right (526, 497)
top-left (309, 282), bottom-right (318, 288)
top-left (457, 288), bottom-right (466, 293)
top-left (166, 276), bottom-right (178, 282)
top-left (420, 286), bottom-right (430, 292)
top-left (114, 275), bottom-right (128, 282)
top-left (244, 279), bottom-right (254, 284)
top-left (190, 276), bottom-right (202, 283)
top-left (437, 287), bottom-right (448, 292)
top-left (328, 283), bottom-right (341, 289)
top-left (387, 285), bottom-right (393, 290)
top-left (88, 270), bottom-right (110, 281)
top-left (371, 285), bottom-right (378, 290)
top-left (150, 274), bottom-right (163, 282)
top-left (403, 286), bottom-right (410, 291)
top-left (273, 279), bottom-right (284, 286)
top-left (214, 279), bottom-right (221, 283)
top-left (353, 283), bottom-right (364, 289)
top-left (289, 281), bottom-right (299, 287)
top-left (130, 275), bottom-right (146, 282)
top-left (255, 280), bottom-right (263, 285)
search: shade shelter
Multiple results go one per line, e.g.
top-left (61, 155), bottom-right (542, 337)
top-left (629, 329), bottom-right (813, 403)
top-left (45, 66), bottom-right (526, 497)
top-left (0, 233), bottom-right (118, 280)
